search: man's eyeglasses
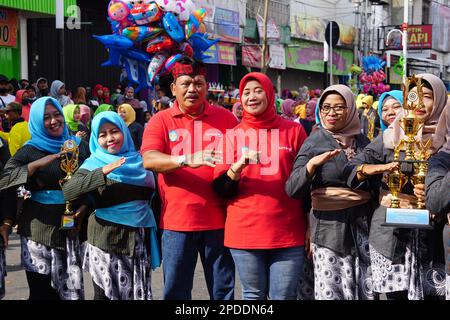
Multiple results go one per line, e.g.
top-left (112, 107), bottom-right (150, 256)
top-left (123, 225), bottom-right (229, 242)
top-left (320, 105), bottom-right (347, 114)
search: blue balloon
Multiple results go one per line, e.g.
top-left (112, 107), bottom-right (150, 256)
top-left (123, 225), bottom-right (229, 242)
top-left (189, 33), bottom-right (219, 61)
top-left (162, 12), bottom-right (185, 43)
top-left (93, 34), bottom-right (134, 67)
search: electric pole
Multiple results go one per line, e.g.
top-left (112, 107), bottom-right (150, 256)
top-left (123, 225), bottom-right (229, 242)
top-left (261, 0), bottom-right (270, 74)
top-left (363, 0), bottom-right (369, 56)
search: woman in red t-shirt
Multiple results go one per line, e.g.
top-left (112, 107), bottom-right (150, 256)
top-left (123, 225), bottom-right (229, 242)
top-left (213, 72), bottom-right (308, 300)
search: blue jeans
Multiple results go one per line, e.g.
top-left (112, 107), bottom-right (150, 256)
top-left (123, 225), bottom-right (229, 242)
top-left (230, 246), bottom-right (305, 300)
top-left (162, 229), bottom-right (235, 300)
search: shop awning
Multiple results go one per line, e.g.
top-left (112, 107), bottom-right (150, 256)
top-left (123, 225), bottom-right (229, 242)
top-left (0, 0), bottom-right (77, 16)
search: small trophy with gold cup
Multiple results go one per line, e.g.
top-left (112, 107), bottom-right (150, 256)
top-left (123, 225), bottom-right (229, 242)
top-left (59, 139), bottom-right (79, 230)
top-left (385, 75), bottom-right (432, 228)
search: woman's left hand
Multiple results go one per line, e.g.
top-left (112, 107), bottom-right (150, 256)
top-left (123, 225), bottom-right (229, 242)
top-left (305, 227), bottom-right (312, 260)
top-left (69, 205), bottom-right (88, 237)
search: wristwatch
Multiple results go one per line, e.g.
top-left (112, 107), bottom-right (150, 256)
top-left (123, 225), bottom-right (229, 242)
top-left (177, 155), bottom-right (187, 167)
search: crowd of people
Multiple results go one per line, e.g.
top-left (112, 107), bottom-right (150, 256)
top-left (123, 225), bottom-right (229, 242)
top-left (0, 59), bottom-right (448, 301)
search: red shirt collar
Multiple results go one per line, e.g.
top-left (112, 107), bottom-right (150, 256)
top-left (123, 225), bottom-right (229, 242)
top-left (170, 100), bottom-right (214, 119)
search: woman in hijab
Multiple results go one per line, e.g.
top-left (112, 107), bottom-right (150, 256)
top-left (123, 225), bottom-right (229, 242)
top-left (377, 90), bottom-right (403, 133)
top-left (93, 104), bottom-right (114, 118)
top-left (92, 84), bottom-right (106, 105)
top-left (63, 104), bottom-right (88, 139)
top-left (286, 85), bottom-right (374, 300)
top-left (50, 80), bottom-right (73, 107)
top-left (231, 102), bottom-right (243, 122)
top-left (299, 98), bottom-right (318, 135)
top-left (117, 87), bottom-right (143, 125)
top-left (358, 95), bottom-right (380, 140)
top-left (102, 87), bottom-right (111, 104)
top-left (118, 104), bottom-right (144, 150)
top-left (0, 97), bottom-right (90, 300)
top-left (79, 104), bottom-right (92, 131)
top-left (345, 73), bottom-right (448, 300)
top-left (73, 87), bottom-right (87, 105)
top-left (62, 111), bottom-right (160, 300)
top-left (213, 72), bottom-right (308, 300)
top-left (425, 104), bottom-right (450, 300)
top-left (15, 89), bottom-right (31, 122)
top-left (281, 99), bottom-right (297, 121)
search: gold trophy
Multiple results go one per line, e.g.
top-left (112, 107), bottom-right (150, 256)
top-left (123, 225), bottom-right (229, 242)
top-left (385, 75), bottom-right (432, 228)
top-left (59, 139), bottom-right (79, 230)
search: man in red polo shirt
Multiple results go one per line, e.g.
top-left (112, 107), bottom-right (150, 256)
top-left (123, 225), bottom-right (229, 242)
top-left (141, 58), bottom-right (238, 300)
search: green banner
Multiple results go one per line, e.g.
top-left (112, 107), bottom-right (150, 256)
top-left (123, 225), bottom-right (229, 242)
top-left (0, 0), bottom-right (77, 16)
top-left (286, 39), bottom-right (353, 75)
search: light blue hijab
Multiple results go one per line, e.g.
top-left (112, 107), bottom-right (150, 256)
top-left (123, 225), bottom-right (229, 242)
top-left (80, 111), bottom-right (154, 188)
top-left (377, 90), bottom-right (403, 132)
top-left (26, 97), bottom-right (81, 153)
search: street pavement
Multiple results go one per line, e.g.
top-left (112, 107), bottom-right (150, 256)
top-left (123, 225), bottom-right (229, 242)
top-left (3, 231), bottom-right (242, 300)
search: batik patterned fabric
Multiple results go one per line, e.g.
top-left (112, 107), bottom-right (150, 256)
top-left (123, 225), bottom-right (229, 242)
top-left (0, 248), bottom-right (6, 299)
top-left (446, 275), bottom-right (449, 300)
top-left (82, 228), bottom-right (152, 300)
top-left (370, 229), bottom-right (446, 300)
top-left (311, 219), bottom-right (373, 300)
top-left (21, 236), bottom-right (84, 300)
top-left (297, 257), bottom-right (315, 300)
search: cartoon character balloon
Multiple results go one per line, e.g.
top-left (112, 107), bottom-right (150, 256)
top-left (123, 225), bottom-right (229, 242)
top-left (108, 1), bottom-right (132, 29)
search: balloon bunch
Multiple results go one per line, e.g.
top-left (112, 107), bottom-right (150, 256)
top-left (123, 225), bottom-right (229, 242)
top-left (359, 56), bottom-right (389, 95)
top-left (95, 0), bottom-right (219, 92)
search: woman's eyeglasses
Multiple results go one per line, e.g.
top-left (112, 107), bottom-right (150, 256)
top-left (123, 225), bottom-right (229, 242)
top-left (320, 105), bottom-right (347, 114)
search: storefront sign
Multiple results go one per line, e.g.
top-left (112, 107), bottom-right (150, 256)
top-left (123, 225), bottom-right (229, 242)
top-left (217, 42), bottom-right (236, 65)
top-left (214, 7), bottom-right (240, 43)
top-left (256, 14), bottom-right (280, 41)
top-left (291, 14), bottom-right (356, 48)
top-left (242, 45), bottom-right (261, 68)
top-left (0, 8), bottom-right (18, 47)
top-left (286, 39), bottom-right (353, 75)
top-left (204, 42), bottom-right (236, 66)
top-left (385, 25), bottom-right (432, 49)
top-left (269, 45), bottom-right (286, 70)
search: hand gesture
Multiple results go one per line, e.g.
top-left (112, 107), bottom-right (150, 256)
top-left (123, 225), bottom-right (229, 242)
top-left (232, 149), bottom-right (261, 174)
top-left (186, 150), bottom-right (223, 168)
top-left (364, 162), bottom-right (400, 177)
top-left (28, 151), bottom-right (67, 176)
top-left (102, 157), bottom-right (126, 175)
top-left (306, 149), bottom-right (341, 177)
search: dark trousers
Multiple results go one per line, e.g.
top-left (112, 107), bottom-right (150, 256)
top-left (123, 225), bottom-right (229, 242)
top-left (26, 271), bottom-right (60, 300)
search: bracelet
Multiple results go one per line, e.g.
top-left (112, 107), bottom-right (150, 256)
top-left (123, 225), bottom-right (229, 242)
top-left (229, 166), bottom-right (239, 175)
top-left (357, 164), bottom-right (369, 178)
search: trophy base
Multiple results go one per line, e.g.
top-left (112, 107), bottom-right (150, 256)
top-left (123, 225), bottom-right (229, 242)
top-left (382, 208), bottom-right (433, 229)
top-left (60, 215), bottom-right (75, 230)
